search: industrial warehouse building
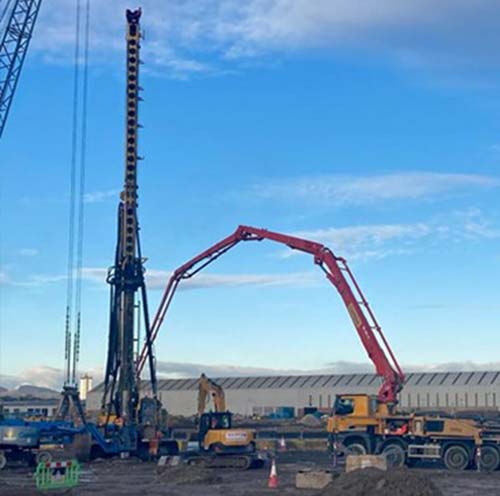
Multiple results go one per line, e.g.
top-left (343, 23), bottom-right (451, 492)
top-left (86, 371), bottom-right (500, 417)
top-left (0, 398), bottom-right (59, 417)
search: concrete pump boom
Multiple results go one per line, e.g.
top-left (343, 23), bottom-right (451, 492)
top-left (137, 225), bottom-right (405, 406)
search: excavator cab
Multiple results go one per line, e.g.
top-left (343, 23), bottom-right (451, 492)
top-left (198, 411), bottom-right (254, 453)
top-left (199, 412), bottom-right (232, 440)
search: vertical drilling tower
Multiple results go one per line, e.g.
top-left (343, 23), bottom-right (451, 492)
top-left (101, 8), bottom-right (159, 450)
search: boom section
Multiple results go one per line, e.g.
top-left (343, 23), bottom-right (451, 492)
top-left (0, 0), bottom-right (42, 139)
top-left (138, 225), bottom-right (404, 404)
top-left (198, 373), bottom-right (227, 416)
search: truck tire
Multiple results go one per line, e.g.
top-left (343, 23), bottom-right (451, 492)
top-left (36, 451), bottom-right (52, 464)
top-left (479, 446), bottom-right (500, 472)
top-left (444, 445), bottom-right (469, 471)
top-left (344, 442), bottom-right (367, 456)
top-left (0, 452), bottom-right (7, 470)
top-left (382, 444), bottom-right (406, 468)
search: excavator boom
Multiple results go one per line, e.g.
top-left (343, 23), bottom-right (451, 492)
top-left (138, 225), bottom-right (405, 405)
top-left (198, 373), bottom-right (227, 416)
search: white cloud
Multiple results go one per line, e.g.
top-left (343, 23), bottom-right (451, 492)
top-left (155, 359), bottom-right (500, 379)
top-left (11, 273), bottom-right (67, 288)
top-left (0, 366), bottom-right (102, 391)
top-left (84, 189), bottom-right (118, 204)
top-left (81, 267), bottom-right (319, 290)
top-left (291, 223), bottom-right (430, 258)
top-left (9, 207), bottom-right (498, 289)
top-left (459, 207), bottom-right (500, 239)
top-left (254, 172), bottom-right (500, 206)
top-left (4, 360), bottom-right (500, 389)
top-left (279, 208), bottom-right (499, 261)
top-left (29, 1), bottom-right (500, 77)
top-left (19, 248), bottom-right (39, 257)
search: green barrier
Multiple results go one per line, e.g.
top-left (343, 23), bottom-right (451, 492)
top-left (35, 459), bottom-right (81, 491)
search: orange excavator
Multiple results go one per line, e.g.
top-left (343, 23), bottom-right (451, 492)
top-left (196, 374), bottom-right (255, 457)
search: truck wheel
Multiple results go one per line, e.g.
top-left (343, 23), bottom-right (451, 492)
top-left (479, 446), bottom-right (500, 472)
top-left (444, 445), bottom-right (469, 471)
top-left (0, 452), bottom-right (7, 470)
top-left (36, 451), bottom-right (52, 464)
top-left (382, 444), bottom-right (406, 468)
top-left (345, 442), bottom-right (367, 456)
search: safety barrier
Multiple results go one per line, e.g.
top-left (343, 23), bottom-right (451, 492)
top-left (35, 460), bottom-right (80, 490)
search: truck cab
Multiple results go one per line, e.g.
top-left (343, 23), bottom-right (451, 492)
top-left (328, 394), bottom-right (391, 434)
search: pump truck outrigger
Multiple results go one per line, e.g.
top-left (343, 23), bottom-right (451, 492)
top-left (135, 225), bottom-right (500, 472)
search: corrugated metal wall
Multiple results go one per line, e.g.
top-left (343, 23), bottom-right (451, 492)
top-left (86, 371), bottom-right (500, 416)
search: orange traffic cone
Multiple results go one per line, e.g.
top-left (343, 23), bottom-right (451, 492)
top-left (268, 458), bottom-right (279, 488)
top-left (278, 435), bottom-right (286, 452)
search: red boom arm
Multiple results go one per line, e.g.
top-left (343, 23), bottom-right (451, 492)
top-left (137, 225), bottom-right (405, 405)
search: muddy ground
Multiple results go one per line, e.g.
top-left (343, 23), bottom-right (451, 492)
top-left (1, 451), bottom-right (500, 495)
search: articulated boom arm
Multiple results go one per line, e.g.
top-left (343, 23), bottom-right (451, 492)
top-left (138, 225), bottom-right (405, 405)
top-left (198, 373), bottom-right (227, 416)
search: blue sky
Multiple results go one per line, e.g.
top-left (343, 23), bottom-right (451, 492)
top-left (1, 1), bottom-right (500, 388)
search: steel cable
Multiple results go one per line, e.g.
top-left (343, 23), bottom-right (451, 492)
top-left (63, 0), bottom-right (81, 386)
top-left (72, 0), bottom-right (90, 385)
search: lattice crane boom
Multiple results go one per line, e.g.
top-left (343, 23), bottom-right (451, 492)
top-left (0, 0), bottom-right (42, 139)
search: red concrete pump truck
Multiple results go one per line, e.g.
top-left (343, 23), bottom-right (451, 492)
top-left (137, 225), bottom-right (500, 471)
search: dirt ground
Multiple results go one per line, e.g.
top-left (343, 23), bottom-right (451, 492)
top-left (1, 451), bottom-right (500, 496)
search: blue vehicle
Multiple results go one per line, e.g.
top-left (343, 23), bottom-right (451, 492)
top-left (0, 418), bottom-right (78, 469)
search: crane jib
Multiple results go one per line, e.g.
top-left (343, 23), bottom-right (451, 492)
top-left (0, 0), bottom-right (43, 139)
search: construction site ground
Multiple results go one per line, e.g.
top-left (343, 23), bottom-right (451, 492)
top-left (1, 451), bottom-right (500, 495)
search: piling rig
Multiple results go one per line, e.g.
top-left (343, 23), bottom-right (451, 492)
top-left (97, 8), bottom-right (176, 457)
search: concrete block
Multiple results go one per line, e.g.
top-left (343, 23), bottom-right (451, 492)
top-left (346, 454), bottom-right (387, 473)
top-left (296, 469), bottom-right (333, 489)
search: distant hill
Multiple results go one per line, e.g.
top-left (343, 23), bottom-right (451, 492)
top-left (0, 385), bottom-right (60, 400)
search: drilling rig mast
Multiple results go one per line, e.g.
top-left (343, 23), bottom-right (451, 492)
top-left (100, 8), bottom-right (161, 452)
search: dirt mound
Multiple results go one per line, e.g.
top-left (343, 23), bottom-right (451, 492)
top-left (299, 414), bottom-right (322, 427)
top-left (156, 465), bottom-right (222, 486)
top-left (320, 468), bottom-right (443, 496)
